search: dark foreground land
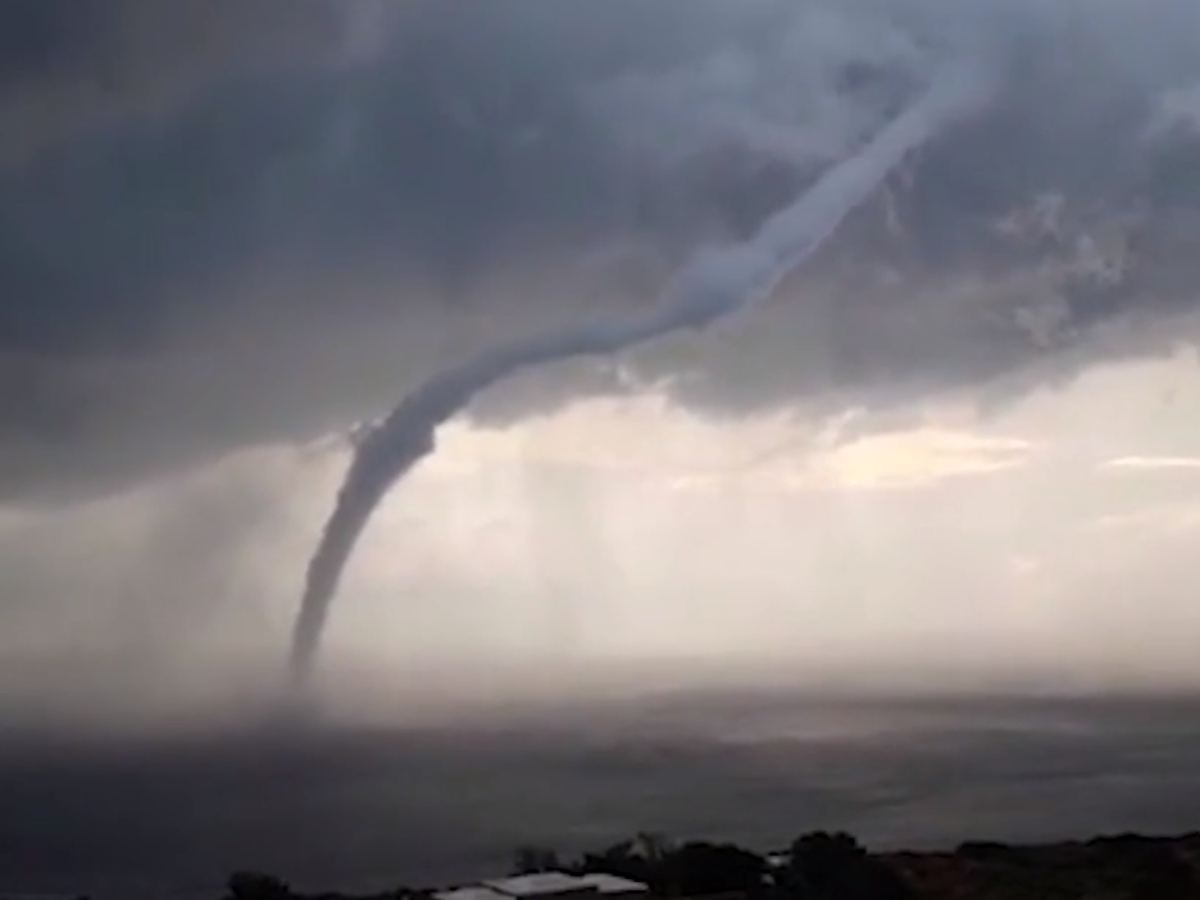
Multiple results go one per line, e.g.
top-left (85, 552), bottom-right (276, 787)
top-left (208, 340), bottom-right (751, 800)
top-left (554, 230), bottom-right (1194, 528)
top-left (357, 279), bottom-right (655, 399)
top-left (222, 830), bottom-right (1200, 900)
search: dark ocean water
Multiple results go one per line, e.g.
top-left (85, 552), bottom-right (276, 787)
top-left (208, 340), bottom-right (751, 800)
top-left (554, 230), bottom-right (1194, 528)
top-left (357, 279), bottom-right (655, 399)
top-left (2, 690), bottom-right (1200, 900)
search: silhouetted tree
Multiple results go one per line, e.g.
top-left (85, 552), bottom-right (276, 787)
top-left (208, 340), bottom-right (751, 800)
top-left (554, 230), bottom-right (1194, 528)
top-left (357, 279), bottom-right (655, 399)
top-left (786, 832), bottom-right (912, 900)
top-left (226, 870), bottom-right (294, 900)
top-left (789, 832), bottom-right (865, 888)
top-left (511, 846), bottom-right (562, 875)
top-left (661, 841), bottom-right (766, 897)
top-left (1089, 834), bottom-right (1200, 900)
top-left (632, 831), bottom-right (673, 863)
top-left (573, 833), bottom-right (678, 890)
top-left (576, 840), bottom-right (647, 881)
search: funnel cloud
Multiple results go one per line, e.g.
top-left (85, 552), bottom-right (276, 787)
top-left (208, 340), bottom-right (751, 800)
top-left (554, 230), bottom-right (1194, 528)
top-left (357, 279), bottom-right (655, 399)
top-left (289, 64), bottom-right (994, 684)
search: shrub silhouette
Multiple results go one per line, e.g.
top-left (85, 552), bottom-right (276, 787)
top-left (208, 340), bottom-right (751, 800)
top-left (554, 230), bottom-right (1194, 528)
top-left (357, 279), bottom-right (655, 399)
top-left (226, 870), bottom-right (294, 900)
top-left (660, 841), bottom-right (766, 896)
top-left (787, 832), bottom-right (912, 900)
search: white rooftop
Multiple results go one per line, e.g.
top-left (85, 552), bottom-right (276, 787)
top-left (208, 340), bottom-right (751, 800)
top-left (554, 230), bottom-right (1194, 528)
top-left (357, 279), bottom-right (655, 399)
top-left (484, 872), bottom-right (596, 897)
top-left (434, 886), bottom-right (513, 900)
top-left (577, 873), bottom-right (650, 894)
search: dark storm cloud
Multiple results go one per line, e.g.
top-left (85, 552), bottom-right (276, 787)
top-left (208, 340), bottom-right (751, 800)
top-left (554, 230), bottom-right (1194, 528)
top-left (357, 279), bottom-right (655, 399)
top-left (2, 0), bottom-right (1200, 503)
top-left (0, 0), bottom-right (381, 160)
top-left (0, 0), bottom-right (769, 358)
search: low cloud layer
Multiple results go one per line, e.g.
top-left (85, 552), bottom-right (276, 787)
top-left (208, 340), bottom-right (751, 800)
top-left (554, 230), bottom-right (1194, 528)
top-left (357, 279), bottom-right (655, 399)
top-left (2, 0), bottom-right (1200, 505)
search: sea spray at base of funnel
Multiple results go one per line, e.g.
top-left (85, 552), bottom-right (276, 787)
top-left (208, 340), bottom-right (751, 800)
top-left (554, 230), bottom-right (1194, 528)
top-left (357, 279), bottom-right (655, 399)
top-left (288, 65), bottom-right (995, 688)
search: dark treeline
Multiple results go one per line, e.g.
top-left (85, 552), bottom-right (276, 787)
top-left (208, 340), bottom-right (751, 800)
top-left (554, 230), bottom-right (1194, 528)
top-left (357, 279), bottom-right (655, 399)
top-left (215, 829), bottom-right (1200, 900)
top-left (511, 830), bottom-right (912, 900)
top-left (222, 830), bottom-right (907, 900)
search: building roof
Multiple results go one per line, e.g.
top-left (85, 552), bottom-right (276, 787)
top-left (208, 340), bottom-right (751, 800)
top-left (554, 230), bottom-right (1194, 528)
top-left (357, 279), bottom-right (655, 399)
top-left (484, 872), bottom-right (596, 897)
top-left (434, 886), bottom-right (513, 900)
top-left (576, 873), bottom-right (650, 894)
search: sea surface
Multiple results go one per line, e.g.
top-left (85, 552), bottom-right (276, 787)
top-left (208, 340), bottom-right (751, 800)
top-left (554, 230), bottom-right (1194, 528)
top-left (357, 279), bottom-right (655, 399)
top-left (2, 687), bottom-right (1200, 900)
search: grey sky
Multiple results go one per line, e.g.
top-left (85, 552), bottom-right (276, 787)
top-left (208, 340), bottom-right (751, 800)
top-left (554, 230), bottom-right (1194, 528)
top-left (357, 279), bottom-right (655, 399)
top-left (1, 0), bottom-right (1199, 504)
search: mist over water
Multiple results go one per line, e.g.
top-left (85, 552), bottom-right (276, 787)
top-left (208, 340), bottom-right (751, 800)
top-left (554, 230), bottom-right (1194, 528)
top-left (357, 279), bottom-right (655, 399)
top-left (5, 434), bottom-right (1200, 899)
